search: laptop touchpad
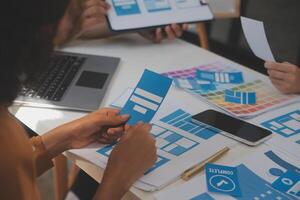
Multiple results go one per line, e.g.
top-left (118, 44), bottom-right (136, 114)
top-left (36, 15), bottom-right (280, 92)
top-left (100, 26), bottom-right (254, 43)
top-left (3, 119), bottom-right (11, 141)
top-left (76, 71), bottom-right (108, 89)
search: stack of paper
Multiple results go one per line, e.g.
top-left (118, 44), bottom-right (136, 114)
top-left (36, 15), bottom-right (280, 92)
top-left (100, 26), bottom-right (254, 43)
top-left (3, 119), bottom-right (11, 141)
top-left (68, 89), bottom-right (236, 191)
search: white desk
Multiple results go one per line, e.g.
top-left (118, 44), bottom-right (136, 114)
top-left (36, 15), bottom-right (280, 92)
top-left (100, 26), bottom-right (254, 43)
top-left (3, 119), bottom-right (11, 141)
top-left (13, 33), bottom-right (292, 200)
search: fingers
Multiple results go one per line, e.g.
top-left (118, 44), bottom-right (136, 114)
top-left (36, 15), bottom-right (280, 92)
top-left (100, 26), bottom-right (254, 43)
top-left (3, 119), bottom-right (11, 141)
top-left (182, 23), bottom-right (189, 31)
top-left (99, 114), bottom-right (130, 127)
top-left (171, 24), bottom-right (183, 37)
top-left (267, 69), bottom-right (289, 81)
top-left (98, 107), bottom-right (120, 116)
top-left (84, 0), bottom-right (110, 10)
top-left (82, 4), bottom-right (109, 18)
top-left (154, 28), bottom-right (163, 43)
top-left (165, 25), bottom-right (176, 41)
top-left (265, 61), bottom-right (297, 73)
top-left (269, 78), bottom-right (291, 94)
top-left (135, 121), bottom-right (152, 132)
top-left (121, 122), bottom-right (152, 141)
top-left (77, 0), bottom-right (110, 37)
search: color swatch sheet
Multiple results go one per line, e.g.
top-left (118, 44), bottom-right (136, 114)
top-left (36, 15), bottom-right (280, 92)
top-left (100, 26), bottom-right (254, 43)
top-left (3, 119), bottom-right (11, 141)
top-left (162, 62), bottom-right (300, 118)
top-left (106, 0), bottom-right (213, 31)
top-left (120, 69), bottom-right (172, 125)
top-left (155, 146), bottom-right (300, 200)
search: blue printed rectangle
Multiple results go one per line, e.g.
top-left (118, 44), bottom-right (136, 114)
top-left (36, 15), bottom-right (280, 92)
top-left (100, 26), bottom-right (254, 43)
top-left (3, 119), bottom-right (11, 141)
top-left (261, 110), bottom-right (300, 138)
top-left (160, 109), bottom-right (185, 123)
top-left (160, 109), bottom-right (220, 140)
top-left (97, 144), bottom-right (115, 157)
top-left (175, 0), bottom-right (201, 9)
top-left (145, 155), bottom-right (169, 174)
top-left (196, 70), bottom-right (244, 84)
top-left (272, 170), bottom-right (300, 197)
top-left (190, 193), bottom-right (215, 200)
top-left (144, 0), bottom-right (171, 12)
top-left (205, 164), bottom-right (242, 196)
top-left (172, 77), bottom-right (216, 91)
top-left (112, 0), bottom-right (141, 16)
top-left (162, 136), bottom-right (198, 156)
top-left (224, 90), bottom-right (256, 105)
top-left (121, 69), bottom-right (172, 125)
top-left (236, 164), bottom-right (291, 200)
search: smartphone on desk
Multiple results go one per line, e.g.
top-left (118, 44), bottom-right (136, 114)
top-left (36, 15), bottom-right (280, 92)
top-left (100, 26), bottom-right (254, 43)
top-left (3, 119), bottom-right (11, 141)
top-left (191, 110), bottom-right (272, 146)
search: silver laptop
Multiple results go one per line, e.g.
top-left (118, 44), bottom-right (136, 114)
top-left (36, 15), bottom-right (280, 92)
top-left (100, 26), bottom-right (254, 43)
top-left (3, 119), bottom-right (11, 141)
top-left (15, 51), bottom-right (120, 112)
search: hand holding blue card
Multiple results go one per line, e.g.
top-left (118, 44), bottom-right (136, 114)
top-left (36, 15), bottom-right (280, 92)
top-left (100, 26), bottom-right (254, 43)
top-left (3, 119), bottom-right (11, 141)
top-left (120, 69), bottom-right (172, 125)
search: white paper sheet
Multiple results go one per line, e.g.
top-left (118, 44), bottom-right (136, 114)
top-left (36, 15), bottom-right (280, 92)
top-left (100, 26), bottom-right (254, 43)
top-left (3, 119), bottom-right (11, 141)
top-left (241, 16), bottom-right (275, 61)
top-left (248, 103), bottom-right (300, 160)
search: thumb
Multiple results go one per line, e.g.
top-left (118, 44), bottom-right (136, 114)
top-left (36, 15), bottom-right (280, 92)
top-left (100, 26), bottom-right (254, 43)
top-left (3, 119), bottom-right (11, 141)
top-left (99, 114), bottom-right (130, 127)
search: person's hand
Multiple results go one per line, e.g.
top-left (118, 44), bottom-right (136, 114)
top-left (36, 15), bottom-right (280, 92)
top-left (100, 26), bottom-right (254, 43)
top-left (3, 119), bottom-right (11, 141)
top-left (94, 122), bottom-right (156, 200)
top-left (139, 24), bottom-right (189, 43)
top-left (42, 108), bottom-right (129, 158)
top-left (54, 0), bottom-right (110, 46)
top-left (265, 61), bottom-right (300, 94)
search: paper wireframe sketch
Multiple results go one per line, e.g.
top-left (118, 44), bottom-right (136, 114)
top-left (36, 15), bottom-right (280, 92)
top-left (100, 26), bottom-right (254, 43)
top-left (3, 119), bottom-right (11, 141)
top-left (120, 69), bottom-right (172, 125)
top-left (241, 16), bottom-right (275, 61)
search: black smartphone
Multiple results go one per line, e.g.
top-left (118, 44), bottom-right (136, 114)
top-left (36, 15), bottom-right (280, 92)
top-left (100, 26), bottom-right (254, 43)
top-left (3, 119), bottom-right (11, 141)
top-left (191, 110), bottom-right (272, 146)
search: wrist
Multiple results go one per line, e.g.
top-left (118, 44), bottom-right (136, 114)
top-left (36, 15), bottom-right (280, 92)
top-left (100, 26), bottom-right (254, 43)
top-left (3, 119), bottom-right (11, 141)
top-left (42, 126), bottom-right (73, 158)
top-left (94, 163), bottom-right (133, 200)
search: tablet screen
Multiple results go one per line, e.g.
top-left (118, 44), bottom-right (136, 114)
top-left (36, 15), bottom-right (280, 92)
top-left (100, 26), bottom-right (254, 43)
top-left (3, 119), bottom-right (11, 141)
top-left (106, 0), bottom-right (214, 31)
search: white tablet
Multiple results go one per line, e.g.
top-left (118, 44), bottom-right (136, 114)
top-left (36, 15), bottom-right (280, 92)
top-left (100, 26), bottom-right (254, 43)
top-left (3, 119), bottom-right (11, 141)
top-left (106, 0), bottom-right (214, 31)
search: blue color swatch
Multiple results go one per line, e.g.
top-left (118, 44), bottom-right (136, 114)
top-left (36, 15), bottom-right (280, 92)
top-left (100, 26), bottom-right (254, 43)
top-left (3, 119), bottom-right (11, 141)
top-left (196, 70), bottom-right (244, 84)
top-left (224, 90), bottom-right (256, 105)
top-left (205, 164), bottom-right (242, 196)
top-left (144, 0), bottom-right (171, 12)
top-left (151, 125), bottom-right (199, 156)
top-left (121, 69), bottom-right (172, 125)
top-left (190, 193), bottom-right (215, 200)
top-left (261, 110), bottom-right (300, 138)
top-left (172, 77), bottom-right (216, 91)
top-left (112, 0), bottom-right (141, 16)
top-left (175, 0), bottom-right (201, 9)
top-left (160, 109), bottom-right (220, 140)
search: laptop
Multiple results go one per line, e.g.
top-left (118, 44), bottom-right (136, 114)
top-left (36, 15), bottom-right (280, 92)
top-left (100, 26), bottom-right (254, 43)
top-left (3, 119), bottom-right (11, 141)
top-left (15, 51), bottom-right (120, 112)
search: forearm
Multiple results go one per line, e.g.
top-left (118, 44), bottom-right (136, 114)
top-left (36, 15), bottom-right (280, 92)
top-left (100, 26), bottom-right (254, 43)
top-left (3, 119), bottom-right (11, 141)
top-left (93, 166), bottom-right (132, 200)
top-left (94, 178), bottom-right (128, 200)
top-left (41, 125), bottom-right (72, 159)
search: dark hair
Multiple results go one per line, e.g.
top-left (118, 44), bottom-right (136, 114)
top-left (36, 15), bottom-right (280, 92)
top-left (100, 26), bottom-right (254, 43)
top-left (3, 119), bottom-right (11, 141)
top-left (0, 0), bottom-right (69, 105)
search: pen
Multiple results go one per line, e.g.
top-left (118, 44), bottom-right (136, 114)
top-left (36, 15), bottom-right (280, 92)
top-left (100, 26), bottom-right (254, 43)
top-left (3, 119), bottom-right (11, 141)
top-left (181, 146), bottom-right (230, 181)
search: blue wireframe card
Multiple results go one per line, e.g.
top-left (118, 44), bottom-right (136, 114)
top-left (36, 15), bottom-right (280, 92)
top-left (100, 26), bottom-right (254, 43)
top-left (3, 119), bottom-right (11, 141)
top-left (205, 163), bottom-right (242, 197)
top-left (272, 170), bottom-right (300, 195)
top-left (196, 70), bottom-right (244, 84)
top-left (224, 90), bottom-right (256, 105)
top-left (172, 77), bottom-right (215, 91)
top-left (120, 69), bottom-right (172, 125)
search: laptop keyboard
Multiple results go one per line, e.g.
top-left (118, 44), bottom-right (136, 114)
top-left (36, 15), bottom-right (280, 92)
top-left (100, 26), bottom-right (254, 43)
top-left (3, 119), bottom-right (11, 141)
top-left (20, 54), bottom-right (86, 101)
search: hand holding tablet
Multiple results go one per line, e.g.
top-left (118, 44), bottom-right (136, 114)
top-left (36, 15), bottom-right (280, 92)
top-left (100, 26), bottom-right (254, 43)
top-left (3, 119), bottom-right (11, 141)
top-left (105, 0), bottom-right (213, 31)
